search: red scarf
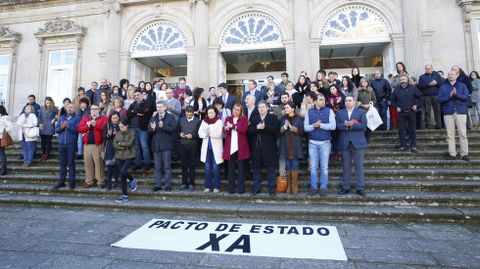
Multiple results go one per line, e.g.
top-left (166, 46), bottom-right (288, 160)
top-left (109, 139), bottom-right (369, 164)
top-left (204, 116), bottom-right (219, 125)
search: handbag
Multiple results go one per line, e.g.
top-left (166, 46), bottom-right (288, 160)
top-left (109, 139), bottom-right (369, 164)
top-left (276, 175), bottom-right (288, 193)
top-left (366, 102), bottom-right (383, 131)
top-left (27, 126), bottom-right (39, 138)
top-left (0, 129), bottom-right (13, 147)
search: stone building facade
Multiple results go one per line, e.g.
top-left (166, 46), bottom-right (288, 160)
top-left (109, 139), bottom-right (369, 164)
top-left (0, 0), bottom-right (479, 114)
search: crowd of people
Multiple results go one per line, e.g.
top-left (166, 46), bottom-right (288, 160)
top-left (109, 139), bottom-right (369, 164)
top-left (0, 62), bottom-right (476, 203)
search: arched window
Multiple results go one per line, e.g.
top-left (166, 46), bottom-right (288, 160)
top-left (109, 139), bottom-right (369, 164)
top-left (220, 13), bottom-right (284, 50)
top-left (320, 5), bottom-right (390, 44)
top-left (131, 21), bottom-right (187, 56)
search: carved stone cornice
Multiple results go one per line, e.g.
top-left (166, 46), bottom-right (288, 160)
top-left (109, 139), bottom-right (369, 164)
top-left (0, 26), bottom-right (22, 52)
top-left (34, 18), bottom-right (86, 52)
top-left (36, 17), bottom-right (86, 34)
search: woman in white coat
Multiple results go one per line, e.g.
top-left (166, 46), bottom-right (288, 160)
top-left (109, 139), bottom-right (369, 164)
top-left (16, 104), bottom-right (38, 167)
top-left (198, 106), bottom-right (224, 193)
top-left (0, 105), bottom-right (13, 175)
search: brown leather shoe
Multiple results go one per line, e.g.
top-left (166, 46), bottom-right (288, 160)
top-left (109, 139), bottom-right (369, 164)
top-left (83, 183), bottom-right (94, 188)
top-left (98, 183), bottom-right (105, 189)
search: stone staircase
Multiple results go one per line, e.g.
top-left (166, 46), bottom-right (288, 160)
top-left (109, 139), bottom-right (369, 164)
top-left (0, 129), bottom-right (479, 223)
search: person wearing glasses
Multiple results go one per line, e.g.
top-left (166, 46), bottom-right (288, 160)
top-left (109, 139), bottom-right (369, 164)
top-left (77, 104), bottom-right (108, 188)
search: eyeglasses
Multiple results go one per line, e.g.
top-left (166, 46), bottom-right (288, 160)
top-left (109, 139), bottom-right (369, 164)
top-left (91, 108), bottom-right (99, 110)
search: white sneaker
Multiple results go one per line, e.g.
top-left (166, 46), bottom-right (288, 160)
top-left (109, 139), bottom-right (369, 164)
top-left (203, 188), bottom-right (210, 193)
top-left (213, 189), bottom-right (220, 193)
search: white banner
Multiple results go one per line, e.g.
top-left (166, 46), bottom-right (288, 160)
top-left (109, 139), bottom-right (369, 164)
top-left (112, 219), bottom-right (347, 261)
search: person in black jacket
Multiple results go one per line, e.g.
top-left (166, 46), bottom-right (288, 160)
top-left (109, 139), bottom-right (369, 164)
top-left (418, 65), bottom-right (444, 129)
top-left (391, 75), bottom-right (423, 153)
top-left (370, 70), bottom-right (392, 131)
top-left (103, 112), bottom-right (120, 190)
top-left (149, 101), bottom-right (177, 192)
top-left (127, 89), bottom-right (153, 171)
top-left (248, 101), bottom-right (279, 196)
top-left (178, 106), bottom-right (201, 191)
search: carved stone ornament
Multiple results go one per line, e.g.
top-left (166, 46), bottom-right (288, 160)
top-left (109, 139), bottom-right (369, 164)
top-left (0, 26), bottom-right (21, 38)
top-left (37, 17), bottom-right (86, 34)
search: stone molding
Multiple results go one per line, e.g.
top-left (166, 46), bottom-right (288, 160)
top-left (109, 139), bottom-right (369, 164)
top-left (34, 18), bottom-right (86, 52)
top-left (0, 26), bottom-right (22, 52)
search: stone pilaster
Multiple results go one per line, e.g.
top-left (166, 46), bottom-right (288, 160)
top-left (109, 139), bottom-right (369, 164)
top-left (309, 38), bottom-right (321, 74)
top-left (103, 0), bottom-right (122, 84)
top-left (190, 0), bottom-right (209, 88)
top-left (390, 33), bottom-right (405, 65)
top-left (457, 0), bottom-right (480, 71)
top-left (421, 30), bottom-right (435, 67)
top-left (293, 0), bottom-right (309, 77)
top-left (402, 0), bottom-right (423, 76)
top-left (283, 39), bottom-right (295, 79)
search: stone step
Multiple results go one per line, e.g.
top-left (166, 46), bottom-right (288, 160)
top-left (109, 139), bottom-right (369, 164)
top-left (5, 157), bottom-right (479, 169)
top-left (6, 150), bottom-right (480, 161)
top-left (5, 165), bottom-right (480, 180)
top-left (0, 192), bottom-right (477, 223)
top-left (2, 175), bottom-right (479, 192)
top-left (1, 183), bottom-right (479, 207)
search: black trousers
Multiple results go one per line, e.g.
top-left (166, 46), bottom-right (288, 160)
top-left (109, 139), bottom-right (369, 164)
top-left (40, 135), bottom-right (53, 155)
top-left (180, 143), bottom-right (197, 186)
top-left (398, 111), bottom-right (416, 147)
top-left (118, 159), bottom-right (134, 196)
top-left (0, 147), bottom-right (7, 173)
top-left (106, 164), bottom-right (120, 189)
top-left (228, 152), bottom-right (245, 194)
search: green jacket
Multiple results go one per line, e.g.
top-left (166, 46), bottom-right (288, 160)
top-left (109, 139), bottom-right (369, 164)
top-left (113, 129), bottom-right (136, 160)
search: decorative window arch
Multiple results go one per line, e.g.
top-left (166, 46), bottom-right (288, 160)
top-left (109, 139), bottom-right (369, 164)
top-left (130, 21), bottom-right (187, 56)
top-left (219, 13), bottom-right (284, 51)
top-left (320, 5), bottom-right (391, 44)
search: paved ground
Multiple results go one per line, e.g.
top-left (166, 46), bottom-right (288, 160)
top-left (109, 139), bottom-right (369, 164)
top-left (0, 205), bottom-right (479, 269)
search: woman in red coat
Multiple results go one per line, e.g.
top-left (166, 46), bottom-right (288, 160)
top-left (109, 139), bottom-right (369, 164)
top-left (223, 103), bottom-right (250, 194)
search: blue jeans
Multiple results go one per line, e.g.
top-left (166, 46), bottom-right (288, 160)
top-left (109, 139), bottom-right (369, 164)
top-left (134, 128), bottom-right (151, 167)
top-left (77, 135), bottom-right (83, 155)
top-left (204, 149), bottom-right (220, 189)
top-left (377, 100), bottom-right (389, 131)
top-left (21, 140), bottom-right (36, 164)
top-left (0, 147), bottom-right (6, 172)
top-left (285, 158), bottom-right (299, 170)
top-left (58, 143), bottom-right (76, 183)
top-left (153, 151), bottom-right (172, 188)
top-left (308, 141), bottom-right (331, 190)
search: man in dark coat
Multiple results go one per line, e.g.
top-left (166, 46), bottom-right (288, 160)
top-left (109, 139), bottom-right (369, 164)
top-left (391, 75), bottom-right (423, 153)
top-left (336, 96), bottom-right (368, 197)
top-left (148, 101), bottom-right (177, 192)
top-left (248, 101), bottom-right (279, 196)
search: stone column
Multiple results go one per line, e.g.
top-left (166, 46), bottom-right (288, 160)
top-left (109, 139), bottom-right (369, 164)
top-left (310, 38), bottom-right (321, 74)
top-left (118, 51), bottom-right (131, 81)
top-left (284, 39), bottom-right (295, 78)
top-left (458, 0), bottom-right (480, 71)
top-left (191, 0), bottom-right (209, 88)
top-left (186, 47), bottom-right (196, 86)
top-left (390, 33), bottom-right (405, 66)
top-left (103, 0), bottom-right (122, 83)
top-left (208, 45), bottom-right (226, 86)
top-left (293, 0), bottom-right (309, 76)
top-left (402, 0), bottom-right (423, 76)
top-left (421, 30), bottom-right (435, 67)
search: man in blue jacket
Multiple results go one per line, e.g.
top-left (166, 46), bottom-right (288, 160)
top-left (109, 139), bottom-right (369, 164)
top-left (438, 70), bottom-right (470, 161)
top-left (336, 96), bottom-right (368, 196)
top-left (53, 103), bottom-right (80, 190)
top-left (418, 65), bottom-right (444, 129)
